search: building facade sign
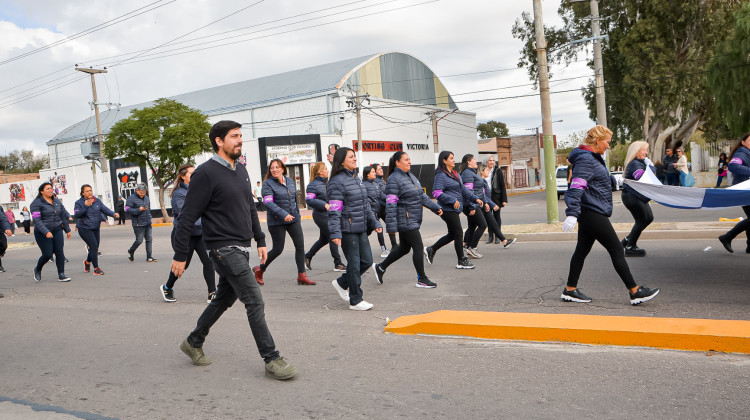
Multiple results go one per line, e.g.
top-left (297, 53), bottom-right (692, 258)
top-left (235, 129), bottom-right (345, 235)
top-left (266, 143), bottom-right (317, 165)
top-left (351, 140), bottom-right (403, 152)
top-left (406, 143), bottom-right (430, 150)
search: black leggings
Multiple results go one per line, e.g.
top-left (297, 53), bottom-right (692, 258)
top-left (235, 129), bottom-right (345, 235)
top-left (431, 211), bottom-right (464, 260)
top-left (166, 230), bottom-right (216, 293)
top-left (567, 208), bottom-right (637, 290)
top-left (261, 221), bottom-right (305, 273)
top-left (376, 208), bottom-right (398, 248)
top-left (78, 227), bottom-right (101, 268)
top-left (621, 190), bottom-right (654, 246)
top-left (482, 208), bottom-right (505, 242)
top-left (305, 212), bottom-right (343, 266)
top-left (724, 206), bottom-right (750, 248)
top-left (380, 229), bottom-right (426, 278)
top-left (463, 209), bottom-right (487, 248)
top-left (488, 208), bottom-right (503, 241)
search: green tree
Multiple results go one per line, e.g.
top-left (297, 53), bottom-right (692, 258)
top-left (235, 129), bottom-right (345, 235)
top-left (476, 120), bottom-right (509, 139)
top-left (512, 0), bottom-right (742, 154)
top-left (104, 98), bottom-right (212, 220)
top-left (0, 149), bottom-right (49, 173)
top-left (707, 2), bottom-right (750, 136)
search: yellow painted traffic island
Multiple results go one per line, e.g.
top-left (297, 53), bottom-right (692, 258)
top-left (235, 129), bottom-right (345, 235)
top-left (384, 310), bottom-right (750, 354)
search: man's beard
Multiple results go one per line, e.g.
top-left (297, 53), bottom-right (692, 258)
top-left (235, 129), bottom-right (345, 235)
top-left (228, 150), bottom-right (242, 160)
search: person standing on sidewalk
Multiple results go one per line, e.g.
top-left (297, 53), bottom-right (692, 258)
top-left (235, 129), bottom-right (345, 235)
top-left (370, 162), bottom-right (397, 257)
top-left (479, 164), bottom-right (516, 248)
top-left (115, 196), bottom-right (126, 225)
top-left (662, 147), bottom-right (678, 186)
top-left (20, 206), bottom-right (31, 235)
top-left (328, 147), bottom-right (382, 311)
top-left (372, 152), bottom-right (442, 288)
top-left (126, 183), bottom-right (157, 262)
top-left (459, 154), bottom-right (488, 259)
top-left (487, 157), bottom-right (510, 245)
top-left (304, 162), bottom-right (345, 272)
top-left (718, 133), bottom-right (750, 254)
top-left (160, 164), bottom-right (216, 303)
top-left (620, 141), bottom-right (655, 257)
top-left (253, 158), bottom-right (315, 286)
top-left (31, 182), bottom-right (72, 282)
top-left (171, 120), bottom-right (298, 380)
top-left (716, 153), bottom-right (728, 188)
top-left (674, 147), bottom-right (689, 186)
top-left (425, 151), bottom-right (482, 270)
top-left (74, 184), bottom-right (119, 275)
top-left (561, 125), bottom-right (660, 305)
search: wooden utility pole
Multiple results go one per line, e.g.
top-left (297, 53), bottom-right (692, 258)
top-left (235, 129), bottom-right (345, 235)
top-left (356, 90), bottom-right (363, 167)
top-left (571, 0), bottom-right (607, 126)
top-left (76, 67), bottom-right (108, 171)
top-left (532, 0), bottom-right (559, 223)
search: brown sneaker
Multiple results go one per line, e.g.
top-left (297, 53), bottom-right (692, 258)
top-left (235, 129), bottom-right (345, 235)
top-left (180, 338), bottom-right (211, 366)
top-left (265, 357), bottom-right (298, 380)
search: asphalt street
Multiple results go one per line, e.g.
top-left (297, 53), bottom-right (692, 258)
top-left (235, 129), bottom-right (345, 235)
top-left (1, 195), bottom-right (749, 419)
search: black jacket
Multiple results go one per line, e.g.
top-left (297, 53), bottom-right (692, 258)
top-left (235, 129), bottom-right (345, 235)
top-left (490, 167), bottom-right (508, 207)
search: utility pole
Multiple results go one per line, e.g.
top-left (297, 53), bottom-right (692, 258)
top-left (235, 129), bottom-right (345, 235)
top-left (532, 0), bottom-right (559, 223)
top-left (346, 90), bottom-right (369, 169)
top-left (571, 0), bottom-right (607, 126)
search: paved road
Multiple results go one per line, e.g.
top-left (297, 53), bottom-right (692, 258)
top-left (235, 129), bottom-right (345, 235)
top-left (1, 211), bottom-right (749, 419)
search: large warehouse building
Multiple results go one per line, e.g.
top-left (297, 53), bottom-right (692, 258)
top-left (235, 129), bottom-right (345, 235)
top-left (3, 52), bottom-right (477, 216)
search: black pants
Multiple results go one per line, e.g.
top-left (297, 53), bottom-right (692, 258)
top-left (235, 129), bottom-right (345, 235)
top-left (375, 208), bottom-right (398, 248)
top-left (724, 206), bottom-right (750, 249)
top-left (261, 221), bottom-right (305, 273)
top-left (567, 208), bottom-right (637, 290)
top-left (78, 227), bottom-right (101, 268)
top-left (488, 208), bottom-right (504, 241)
top-left (23, 220), bottom-right (31, 233)
top-left (431, 211), bottom-right (464, 260)
top-left (34, 228), bottom-right (65, 274)
top-left (463, 209), bottom-right (487, 248)
top-left (166, 229), bottom-right (216, 293)
top-left (116, 213), bottom-right (125, 225)
top-left (380, 229), bottom-right (427, 278)
top-left (0, 232), bottom-right (6, 267)
top-left (621, 190), bottom-right (653, 246)
top-left (305, 212), bottom-right (343, 266)
top-left (188, 247), bottom-right (279, 363)
top-left (483, 208), bottom-right (505, 242)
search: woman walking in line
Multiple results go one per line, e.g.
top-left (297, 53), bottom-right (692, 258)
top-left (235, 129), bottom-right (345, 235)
top-left (372, 152), bottom-right (442, 288)
top-left (328, 147), bottom-right (382, 310)
top-left (424, 151), bottom-right (482, 270)
top-left (31, 182), bottom-right (73, 282)
top-left (718, 133), bottom-right (750, 253)
top-left (561, 125), bottom-right (659, 305)
top-left (253, 158), bottom-right (315, 286)
top-left (369, 162), bottom-right (397, 257)
top-left (716, 152), bottom-right (728, 188)
top-left (160, 164), bottom-right (217, 303)
top-left (620, 141), bottom-right (655, 257)
top-left (74, 184), bottom-right (119, 275)
top-left (304, 162), bottom-right (346, 272)
top-left (478, 164), bottom-right (516, 248)
top-left (459, 154), bottom-right (488, 259)
top-left (21, 206), bottom-right (31, 235)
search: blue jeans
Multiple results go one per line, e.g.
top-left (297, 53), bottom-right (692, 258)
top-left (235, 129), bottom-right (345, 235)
top-left (34, 228), bottom-right (65, 274)
top-left (335, 232), bottom-right (373, 306)
top-left (187, 247), bottom-right (279, 363)
top-left (129, 225), bottom-right (153, 258)
top-left (78, 227), bottom-right (101, 268)
top-left (665, 172), bottom-right (680, 186)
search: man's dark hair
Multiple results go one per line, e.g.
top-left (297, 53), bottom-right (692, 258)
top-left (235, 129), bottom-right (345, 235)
top-left (209, 120), bottom-right (242, 152)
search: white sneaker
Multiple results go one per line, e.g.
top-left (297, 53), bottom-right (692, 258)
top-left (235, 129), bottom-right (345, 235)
top-left (349, 300), bottom-right (373, 311)
top-left (380, 250), bottom-right (389, 258)
top-left (466, 247), bottom-right (483, 259)
top-left (332, 279), bottom-right (349, 302)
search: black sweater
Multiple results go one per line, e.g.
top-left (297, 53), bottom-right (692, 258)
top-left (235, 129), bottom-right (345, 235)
top-left (172, 159), bottom-right (266, 262)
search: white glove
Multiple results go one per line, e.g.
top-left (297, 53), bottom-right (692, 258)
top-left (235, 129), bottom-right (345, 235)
top-left (644, 157), bottom-right (653, 167)
top-left (562, 216), bottom-right (577, 233)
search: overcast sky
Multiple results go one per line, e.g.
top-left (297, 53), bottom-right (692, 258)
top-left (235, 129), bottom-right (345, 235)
top-left (0, 0), bottom-right (594, 155)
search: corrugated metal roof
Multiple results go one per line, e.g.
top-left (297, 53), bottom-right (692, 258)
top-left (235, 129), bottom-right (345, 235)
top-left (48, 52), bottom-right (457, 145)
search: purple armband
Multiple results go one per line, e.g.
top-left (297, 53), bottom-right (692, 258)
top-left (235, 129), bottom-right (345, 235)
top-left (730, 157), bottom-right (743, 165)
top-left (32, 211), bottom-right (41, 218)
top-left (263, 195), bottom-right (274, 204)
top-left (305, 193), bottom-right (316, 200)
top-left (74, 209), bottom-right (79, 214)
top-left (463, 182), bottom-right (474, 190)
top-left (570, 178), bottom-right (588, 190)
top-left (633, 169), bottom-right (645, 180)
top-left (386, 195), bottom-right (399, 204)
top-left (432, 189), bottom-right (443, 199)
top-left (124, 206), bottom-right (130, 212)
top-left (329, 200), bottom-right (343, 211)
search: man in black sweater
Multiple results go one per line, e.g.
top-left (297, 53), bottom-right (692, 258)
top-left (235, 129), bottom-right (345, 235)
top-left (170, 120), bottom-right (297, 380)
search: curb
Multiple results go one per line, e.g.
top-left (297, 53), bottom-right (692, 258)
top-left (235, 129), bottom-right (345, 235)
top-left (384, 310), bottom-right (750, 354)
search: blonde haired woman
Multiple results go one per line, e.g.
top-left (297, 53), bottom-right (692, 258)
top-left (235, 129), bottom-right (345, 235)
top-left (562, 126), bottom-right (659, 305)
top-left (673, 147), bottom-right (689, 184)
top-left (304, 162), bottom-right (345, 272)
top-left (620, 141), bottom-right (655, 256)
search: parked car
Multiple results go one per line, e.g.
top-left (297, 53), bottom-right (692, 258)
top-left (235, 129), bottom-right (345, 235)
top-left (556, 166), bottom-right (568, 199)
top-left (611, 171), bottom-right (624, 191)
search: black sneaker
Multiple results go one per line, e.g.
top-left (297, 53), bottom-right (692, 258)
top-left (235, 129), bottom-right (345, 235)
top-left (58, 273), bottom-right (71, 282)
top-left (0, 266), bottom-right (5, 273)
top-left (416, 275), bottom-right (437, 288)
top-left (503, 238), bottom-right (517, 248)
top-left (629, 286), bottom-right (659, 305)
top-left (621, 237), bottom-right (629, 248)
top-left (304, 258), bottom-right (312, 271)
top-left (83, 259), bottom-right (91, 273)
top-left (456, 257), bottom-right (475, 269)
top-left (127, 249), bottom-right (134, 261)
top-left (424, 246), bottom-right (435, 265)
top-left (333, 264), bottom-right (347, 272)
top-left (718, 234), bottom-right (733, 253)
top-left (146, 257), bottom-right (158, 262)
top-left (624, 245), bottom-right (646, 257)
top-left (207, 291), bottom-right (216, 304)
top-left (33, 268), bottom-right (41, 282)
top-left (160, 284), bottom-right (176, 302)
top-left (372, 263), bottom-right (385, 285)
top-left (561, 288), bottom-right (592, 303)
